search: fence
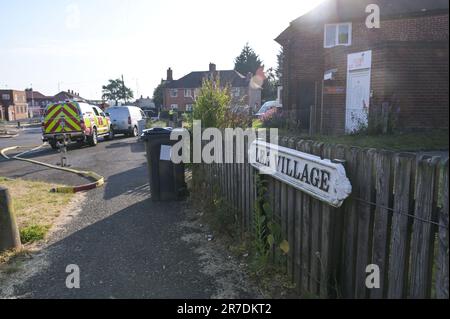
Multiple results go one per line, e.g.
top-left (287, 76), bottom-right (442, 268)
top-left (197, 134), bottom-right (449, 299)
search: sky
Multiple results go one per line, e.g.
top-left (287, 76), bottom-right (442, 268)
top-left (0, 0), bottom-right (325, 100)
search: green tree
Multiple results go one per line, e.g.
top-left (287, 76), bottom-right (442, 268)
top-left (102, 78), bottom-right (134, 106)
top-left (190, 78), bottom-right (231, 129)
top-left (262, 49), bottom-right (284, 102)
top-left (262, 68), bottom-right (278, 102)
top-left (275, 48), bottom-right (284, 82)
top-left (234, 43), bottom-right (263, 75)
top-left (152, 80), bottom-right (165, 109)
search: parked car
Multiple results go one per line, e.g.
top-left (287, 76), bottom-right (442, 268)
top-left (255, 100), bottom-right (282, 118)
top-left (42, 101), bottom-right (113, 149)
top-left (107, 106), bottom-right (146, 137)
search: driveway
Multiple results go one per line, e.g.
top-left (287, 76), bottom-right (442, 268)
top-left (0, 131), bottom-right (259, 299)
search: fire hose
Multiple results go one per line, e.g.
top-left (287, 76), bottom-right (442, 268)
top-left (1, 144), bottom-right (105, 193)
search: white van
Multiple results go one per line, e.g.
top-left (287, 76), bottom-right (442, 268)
top-left (107, 106), bottom-right (147, 137)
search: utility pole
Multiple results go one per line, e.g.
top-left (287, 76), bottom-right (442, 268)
top-left (31, 84), bottom-right (34, 119)
top-left (121, 74), bottom-right (127, 104)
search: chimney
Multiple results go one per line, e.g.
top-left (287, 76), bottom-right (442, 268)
top-left (209, 63), bottom-right (216, 73)
top-left (167, 68), bottom-right (173, 81)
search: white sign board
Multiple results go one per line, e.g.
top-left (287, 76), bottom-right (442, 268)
top-left (249, 140), bottom-right (352, 208)
top-left (348, 50), bottom-right (372, 71)
top-left (160, 145), bottom-right (172, 161)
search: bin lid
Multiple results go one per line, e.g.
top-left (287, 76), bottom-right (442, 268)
top-left (141, 127), bottom-right (173, 137)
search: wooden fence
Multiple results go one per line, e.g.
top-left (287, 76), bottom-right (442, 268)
top-left (198, 134), bottom-right (449, 299)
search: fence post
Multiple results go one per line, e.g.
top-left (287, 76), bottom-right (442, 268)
top-left (436, 159), bottom-right (449, 299)
top-left (0, 187), bottom-right (22, 253)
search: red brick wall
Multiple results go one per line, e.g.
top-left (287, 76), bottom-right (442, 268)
top-left (280, 13), bottom-right (449, 134)
top-left (164, 88), bottom-right (195, 111)
top-left (163, 86), bottom-right (250, 111)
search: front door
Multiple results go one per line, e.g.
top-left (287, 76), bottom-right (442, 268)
top-left (345, 69), bottom-right (371, 133)
top-left (346, 51), bottom-right (372, 133)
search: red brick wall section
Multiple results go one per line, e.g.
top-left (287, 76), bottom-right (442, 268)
top-left (281, 13), bottom-right (449, 134)
top-left (164, 88), bottom-right (195, 111)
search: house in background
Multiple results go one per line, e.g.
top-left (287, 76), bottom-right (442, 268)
top-left (25, 89), bottom-right (54, 117)
top-left (162, 63), bottom-right (262, 112)
top-left (136, 95), bottom-right (156, 110)
top-left (276, 0), bottom-right (449, 134)
top-left (0, 90), bottom-right (29, 121)
top-left (53, 90), bottom-right (86, 103)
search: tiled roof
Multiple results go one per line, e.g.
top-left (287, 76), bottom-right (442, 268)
top-left (53, 91), bottom-right (86, 102)
top-left (25, 90), bottom-right (50, 100)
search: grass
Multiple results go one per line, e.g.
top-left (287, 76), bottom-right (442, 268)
top-left (277, 128), bottom-right (449, 152)
top-left (0, 177), bottom-right (74, 245)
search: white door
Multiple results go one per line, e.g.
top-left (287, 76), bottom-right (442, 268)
top-left (345, 69), bottom-right (371, 133)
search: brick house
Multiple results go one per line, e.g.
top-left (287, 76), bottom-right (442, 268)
top-left (163, 63), bottom-right (262, 112)
top-left (53, 90), bottom-right (86, 103)
top-left (25, 89), bottom-right (54, 118)
top-left (0, 90), bottom-right (29, 121)
top-left (276, 0), bottom-right (449, 134)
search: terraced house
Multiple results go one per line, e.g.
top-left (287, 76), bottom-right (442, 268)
top-left (276, 0), bottom-right (449, 134)
top-left (163, 63), bottom-right (262, 112)
top-left (0, 90), bottom-right (29, 121)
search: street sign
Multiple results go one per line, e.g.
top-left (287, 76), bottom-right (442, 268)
top-left (248, 140), bottom-right (352, 208)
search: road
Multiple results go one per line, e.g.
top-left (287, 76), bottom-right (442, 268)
top-left (0, 129), bottom-right (259, 299)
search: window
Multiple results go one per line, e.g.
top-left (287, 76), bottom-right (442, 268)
top-left (92, 107), bottom-right (100, 116)
top-left (171, 104), bottom-right (178, 110)
top-left (170, 89), bottom-right (178, 98)
top-left (184, 89), bottom-right (192, 98)
top-left (2, 94), bottom-right (10, 100)
top-left (186, 104), bottom-right (193, 112)
top-left (324, 23), bottom-right (352, 48)
top-left (232, 87), bottom-right (240, 97)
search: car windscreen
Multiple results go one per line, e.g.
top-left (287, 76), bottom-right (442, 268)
top-left (257, 102), bottom-right (276, 114)
top-left (107, 108), bottom-right (129, 119)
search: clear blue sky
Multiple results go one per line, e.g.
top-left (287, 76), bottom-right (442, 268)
top-left (0, 0), bottom-right (324, 99)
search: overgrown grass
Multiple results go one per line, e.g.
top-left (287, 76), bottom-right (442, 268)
top-left (0, 177), bottom-right (74, 247)
top-left (277, 129), bottom-right (449, 152)
top-left (189, 167), bottom-right (299, 298)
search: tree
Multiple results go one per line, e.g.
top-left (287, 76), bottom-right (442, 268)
top-left (234, 43), bottom-right (263, 75)
top-left (262, 49), bottom-right (284, 102)
top-left (102, 78), bottom-right (134, 106)
top-left (153, 80), bottom-right (165, 110)
top-left (262, 68), bottom-right (278, 102)
top-left (275, 48), bottom-right (284, 82)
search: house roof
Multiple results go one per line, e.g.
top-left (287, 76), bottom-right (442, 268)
top-left (53, 91), bottom-right (86, 102)
top-left (165, 70), bottom-right (250, 89)
top-left (25, 90), bottom-right (51, 100)
top-left (276, 0), bottom-right (449, 43)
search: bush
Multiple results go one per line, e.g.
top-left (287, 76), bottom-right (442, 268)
top-left (260, 108), bottom-right (288, 129)
top-left (20, 224), bottom-right (49, 244)
top-left (190, 78), bottom-right (231, 129)
top-left (159, 110), bottom-right (170, 120)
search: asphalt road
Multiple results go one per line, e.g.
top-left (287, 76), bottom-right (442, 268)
top-left (0, 129), bottom-right (258, 299)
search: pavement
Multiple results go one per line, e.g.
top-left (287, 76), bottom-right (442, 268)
top-left (0, 129), bottom-right (259, 299)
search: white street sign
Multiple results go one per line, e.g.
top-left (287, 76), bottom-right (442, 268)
top-left (249, 140), bottom-right (352, 208)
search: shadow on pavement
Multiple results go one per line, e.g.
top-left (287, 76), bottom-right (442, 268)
top-left (104, 163), bottom-right (149, 200)
top-left (14, 199), bottom-right (215, 299)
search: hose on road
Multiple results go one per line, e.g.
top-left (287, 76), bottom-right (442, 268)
top-left (1, 144), bottom-right (105, 194)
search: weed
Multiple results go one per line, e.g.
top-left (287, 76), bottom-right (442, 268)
top-left (20, 224), bottom-right (50, 244)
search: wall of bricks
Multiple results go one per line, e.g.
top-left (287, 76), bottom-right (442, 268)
top-left (279, 13), bottom-right (449, 134)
